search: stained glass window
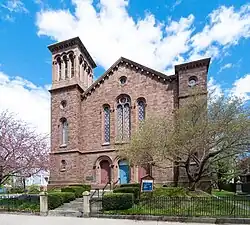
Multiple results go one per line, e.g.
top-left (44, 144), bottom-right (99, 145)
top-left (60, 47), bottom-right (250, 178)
top-left (117, 105), bottom-right (123, 141)
top-left (138, 100), bottom-right (145, 122)
top-left (104, 106), bottom-right (110, 143)
top-left (117, 95), bottom-right (131, 141)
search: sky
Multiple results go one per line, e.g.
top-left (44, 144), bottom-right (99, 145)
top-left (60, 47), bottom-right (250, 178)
top-left (0, 0), bottom-right (250, 135)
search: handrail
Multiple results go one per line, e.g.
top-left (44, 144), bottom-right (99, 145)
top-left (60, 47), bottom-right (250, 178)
top-left (90, 188), bottom-right (99, 199)
top-left (113, 178), bottom-right (120, 190)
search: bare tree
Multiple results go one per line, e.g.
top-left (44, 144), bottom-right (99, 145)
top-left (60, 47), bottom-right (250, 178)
top-left (122, 91), bottom-right (250, 190)
top-left (0, 111), bottom-right (49, 185)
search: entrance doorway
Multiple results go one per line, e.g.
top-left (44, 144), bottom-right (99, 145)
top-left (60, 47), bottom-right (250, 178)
top-left (100, 160), bottom-right (111, 184)
top-left (119, 160), bottom-right (129, 184)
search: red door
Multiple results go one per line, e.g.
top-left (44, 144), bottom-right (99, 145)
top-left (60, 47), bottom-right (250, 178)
top-left (100, 160), bottom-right (110, 184)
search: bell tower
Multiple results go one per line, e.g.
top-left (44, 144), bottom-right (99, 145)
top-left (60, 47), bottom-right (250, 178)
top-left (48, 37), bottom-right (96, 186)
top-left (48, 37), bottom-right (97, 91)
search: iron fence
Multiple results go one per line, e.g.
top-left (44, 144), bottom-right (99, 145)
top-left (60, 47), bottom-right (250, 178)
top-left (0, 194), bottom-right (39, 213)
top-left (95, 196), bottom-right (250, 218)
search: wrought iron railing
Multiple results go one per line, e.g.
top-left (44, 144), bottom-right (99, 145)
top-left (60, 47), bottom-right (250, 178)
top-left (0, 194), bottom-right (39, 213)
top-left (93, 196), bottom-right (250, 218)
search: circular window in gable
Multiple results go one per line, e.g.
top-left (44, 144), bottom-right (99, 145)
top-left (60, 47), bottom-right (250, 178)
top-left (119, 76), bottom-right (127, 85)
top-left (188, 76), bottom-right (198, 87)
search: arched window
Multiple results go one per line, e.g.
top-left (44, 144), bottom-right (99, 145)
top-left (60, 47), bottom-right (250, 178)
top-left (56, 57), bottom-right (62, 80)
top-left (137, 98), bottom-right (146, 122)
top-left (63, 55), bottom-right (68, 79)
top-left (60, 160), bottom-right (66, 171)
top-left (103, 105), bottom-right (110, 143)
top-left (69, 53), bottom-right (74, 78)
top-left (117, 95), bottom-right (131, 141)
top-left (60, 118), bottom-right (68, 145)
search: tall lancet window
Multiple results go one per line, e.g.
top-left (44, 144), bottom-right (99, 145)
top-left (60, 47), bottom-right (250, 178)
top-left (69, 53), bottom-right (74, 78)
top-left (138, 98), bottom-right (146, 122)
top-left (63, 55), bottom-right (68, 79)
top-left (56, 57), bottom-right (62, 81)
top-left (116, 95), bottom-right (131, 142)
top-left (104, 105), bottom-right (111, 143)
top-left (60, 118), bottom-right (68, 145)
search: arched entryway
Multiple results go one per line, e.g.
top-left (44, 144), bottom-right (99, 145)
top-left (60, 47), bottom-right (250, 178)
top-left (119, 160), bottom-right (130, 184)
top-left (100, 160), bottom-right (111, 184)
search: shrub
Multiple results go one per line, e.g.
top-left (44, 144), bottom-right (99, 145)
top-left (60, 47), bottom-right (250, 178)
top-left (59, 192), bottom-right (75, 203)
top-left (61, 186), bottom-right (85, 198)
top-left (119, 183), bottom-right (140, 188)
top-left (221, 183), bottom-right (236, 193)
top-left (154, 187), bottom-right (187, 197)
top-left (48, 187), bottom-right (61, 192)
top-left (103, 193), bottom-right (134, 211)
top-left (48, 192), bottom-right (64, 210)
top-left (9, 187), bottom-right (24, 194)
top-left (28, 185), bottom-right (40, 194)
top-left (69, 184), bottom-right (91, 192)
top-left (113, 187), bottom-right (140, 201)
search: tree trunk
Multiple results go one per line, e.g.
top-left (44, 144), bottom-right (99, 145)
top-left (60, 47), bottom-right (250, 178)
top-left (173, 162), bottom-right (179, 187)
top-left (189, 181), bottom-right (197, 191)
top-left (0, 166), bottom-right (3, 185)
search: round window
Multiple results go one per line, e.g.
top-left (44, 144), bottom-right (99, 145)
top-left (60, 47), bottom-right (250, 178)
top-left (119, 76), bottom-right (127, 85)
top-left (60, 100), bottom-right (67, 109)
top-left (188, 76), bottom-right (198, 87)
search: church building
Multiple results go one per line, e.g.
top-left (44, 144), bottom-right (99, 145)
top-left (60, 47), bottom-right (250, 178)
top-left (48, 37), bottom-right (210, 188)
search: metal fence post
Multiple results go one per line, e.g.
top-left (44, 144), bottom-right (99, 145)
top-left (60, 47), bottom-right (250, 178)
top-left (83, 191), bottom-right (90, 217)
top-left (39, 191), bottom-right (48, 216)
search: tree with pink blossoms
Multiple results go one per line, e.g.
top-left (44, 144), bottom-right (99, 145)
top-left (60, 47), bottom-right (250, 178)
top-left (0, 111), bottom-right (49, 185)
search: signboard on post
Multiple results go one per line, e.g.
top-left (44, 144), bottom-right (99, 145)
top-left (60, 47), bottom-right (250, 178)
top-left (140, 174), bottom-right (154, 192)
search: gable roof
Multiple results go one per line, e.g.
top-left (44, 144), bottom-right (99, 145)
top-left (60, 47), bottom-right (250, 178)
top-left (82, 57), bottom-right (175, 99)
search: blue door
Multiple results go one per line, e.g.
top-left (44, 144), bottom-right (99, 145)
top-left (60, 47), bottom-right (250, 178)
top-left (119, 160), bottom-right (129, 184)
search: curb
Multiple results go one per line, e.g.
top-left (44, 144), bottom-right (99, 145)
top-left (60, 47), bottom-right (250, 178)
top-left (90, 214), bottom-right (250, 224)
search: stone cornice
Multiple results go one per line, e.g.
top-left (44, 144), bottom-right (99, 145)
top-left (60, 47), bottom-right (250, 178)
top-left (48, 37), bottom-right (97, 68)
top-left (175, 58), bottom-right (211, 73)
top-left (50, 148), bottom-right (116, 155)
top-left (49, 83), bottom-right (84, 93)
top-left (81, 57), bottom-right (176, 100)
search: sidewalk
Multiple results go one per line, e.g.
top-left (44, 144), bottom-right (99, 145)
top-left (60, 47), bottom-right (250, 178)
top-left (0, 214), bottom-right (215, 225)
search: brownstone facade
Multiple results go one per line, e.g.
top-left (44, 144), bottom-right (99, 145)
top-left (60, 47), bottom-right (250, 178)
top-left (48, 37), bottom-right (210, 188)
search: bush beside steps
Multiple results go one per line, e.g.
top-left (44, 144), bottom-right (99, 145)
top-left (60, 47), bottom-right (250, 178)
top-left (103, 193), bottom-right (134, 211)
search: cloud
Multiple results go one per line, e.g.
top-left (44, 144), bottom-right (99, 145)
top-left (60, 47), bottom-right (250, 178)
top-left (191, 4), bottom-right (250, 58)
top-left (1, 0), bottom-right (28, 13)
top-left (171, 0), bottom-right (182, 11)
top-left (231, 74), bottom-right (250, 101)
top-left (36, 1), bottom-right (250, 74)
top-left (219, 63), bottom-right (233, 73)
top-left (0, 71), bottom-right (50, 135)
top-left (208, 77), bottom-right (223, 98)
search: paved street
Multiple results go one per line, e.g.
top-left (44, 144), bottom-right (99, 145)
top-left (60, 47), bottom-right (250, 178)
top-left (0, 214), bottom-right (219, 225)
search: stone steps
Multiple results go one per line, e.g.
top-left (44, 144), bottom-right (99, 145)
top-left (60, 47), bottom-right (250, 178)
top-left (48, 189), bottom-right (112, 217)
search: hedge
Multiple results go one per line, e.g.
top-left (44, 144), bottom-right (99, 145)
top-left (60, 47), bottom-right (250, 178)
top-left (61, 186), bottom-right (86, 198)
top-left (220, 183), bottom-right (236, 193)
top-left (48, 192), bottom-right (75, 210)
top-left (69, 184), bottom-right (91, 191)
top-left (113, 187), bottom-right (140, 201)
top-left (103, 193), bottom-right (134, 211)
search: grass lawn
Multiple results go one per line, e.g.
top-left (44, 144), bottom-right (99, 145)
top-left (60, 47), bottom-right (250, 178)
top-left (104, 187), bottom-right (250, 217)
top-left (104, 196), bottom-right (250, 217)
top-left (212, 189), bottom-right (236, 197)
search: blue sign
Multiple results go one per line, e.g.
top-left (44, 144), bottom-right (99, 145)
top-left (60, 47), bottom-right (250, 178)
top-left (142, 181), bottom-right (153, 192)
